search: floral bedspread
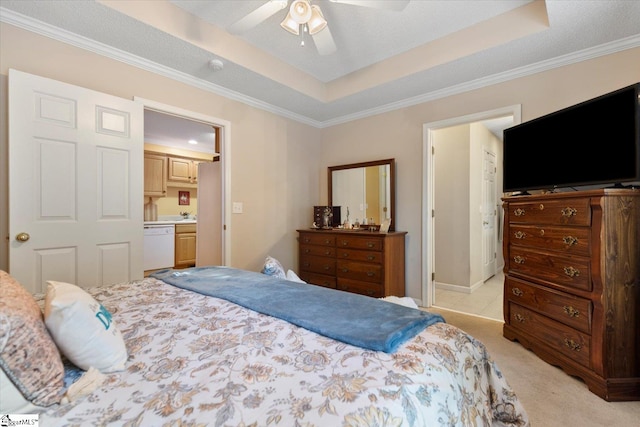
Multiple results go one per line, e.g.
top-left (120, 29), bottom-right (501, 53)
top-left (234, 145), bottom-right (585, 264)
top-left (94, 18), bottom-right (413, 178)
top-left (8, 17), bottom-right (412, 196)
top-left (39, 277), bottom-right (529, 426)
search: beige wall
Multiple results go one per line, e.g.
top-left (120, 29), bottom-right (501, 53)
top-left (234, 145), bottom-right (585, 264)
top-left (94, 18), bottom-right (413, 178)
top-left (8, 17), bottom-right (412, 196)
top-left (320, 48), bottom-right (640, 300)
top-left (0, 23), bottom-right (322, 275)
top-left (2, 21), bottom-right (639, 301)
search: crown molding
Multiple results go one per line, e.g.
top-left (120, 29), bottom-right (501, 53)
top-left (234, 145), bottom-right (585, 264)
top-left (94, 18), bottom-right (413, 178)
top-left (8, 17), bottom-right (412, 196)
top-left (3, 7), bottom-right (639, 129)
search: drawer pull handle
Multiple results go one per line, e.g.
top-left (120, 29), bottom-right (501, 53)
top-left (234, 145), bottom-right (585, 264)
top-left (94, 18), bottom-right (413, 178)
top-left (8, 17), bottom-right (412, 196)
top-left (563, 266), bottom-right (580, 277)
top-left (539, 204), bottom-right (545, 210)
top-left (367, 242), bottom-right (375, 248)
top-left (563, 306), bottom-right (580, 317)
top-left (303, 262), bottom-right (310, 267)
top-left (342, 268), bottom-right (349, 273)
top-left (561, 207), bottom-right (577, 218)
top-left (367, 255), bottom-right (375, 261)
top-left (562, 236), bottom-right (578, 247)
top-left (366, 271), bottom-right (375, 277)
top-left (514, 208), bottom-right (526, 217)
top-left (303, 238), bottom-right (310, 243)
top-left (304, 248), bottom-right (310, 253)
top-left (514, 231), bottom-right (526, 239)
top-left (324, 239), bottom-right (331, 244)
top-left (512, 288), bottom-right (524, 297)
top-left (342, 253), bottom-right (349, 257)
top-left (514, 314), bottom-right (526, 323)
top-left (564, 339), bottom-right (582, 351)
top-left (341, 241), bottom-right (348, 246)
top-left (325, 250), bottom-right (332, 255)
top-left (513, 255), bottom-right (525, 264)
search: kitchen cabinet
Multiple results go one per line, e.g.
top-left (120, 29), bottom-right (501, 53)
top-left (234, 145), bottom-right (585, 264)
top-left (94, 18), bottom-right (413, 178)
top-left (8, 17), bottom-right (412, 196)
top-left (144, 153), bottom-right (167, 197)
top-left (175, 223), bottom-right (197, 268)
top-left (168, 156), bottom-right (201, 184)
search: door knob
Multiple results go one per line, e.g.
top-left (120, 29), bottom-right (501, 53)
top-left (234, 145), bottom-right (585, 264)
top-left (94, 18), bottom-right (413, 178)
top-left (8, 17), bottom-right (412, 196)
top-left (15, 232), bottom-right (30, 242)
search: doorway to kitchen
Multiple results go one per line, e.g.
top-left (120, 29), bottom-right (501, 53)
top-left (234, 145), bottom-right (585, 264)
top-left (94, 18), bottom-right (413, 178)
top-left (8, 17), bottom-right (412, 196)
top-left (422, 105), bottom-right (521, 320)
top-left (136, 97), bottom-right (231, 266)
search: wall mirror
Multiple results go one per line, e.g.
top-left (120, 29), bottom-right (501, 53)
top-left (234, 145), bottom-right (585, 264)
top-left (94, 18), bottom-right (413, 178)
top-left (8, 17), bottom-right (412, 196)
top-left (328, 158), bottom-right (395, 231)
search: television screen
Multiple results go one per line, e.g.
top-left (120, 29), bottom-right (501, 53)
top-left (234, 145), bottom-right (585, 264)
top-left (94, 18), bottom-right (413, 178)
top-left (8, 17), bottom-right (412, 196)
top-left (503, 83), bottom-right (640, 193)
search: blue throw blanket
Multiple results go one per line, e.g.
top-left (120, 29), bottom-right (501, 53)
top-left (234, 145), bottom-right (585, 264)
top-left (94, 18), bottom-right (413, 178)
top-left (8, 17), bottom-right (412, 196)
top-left (151, 266), bottom-right (444, 353)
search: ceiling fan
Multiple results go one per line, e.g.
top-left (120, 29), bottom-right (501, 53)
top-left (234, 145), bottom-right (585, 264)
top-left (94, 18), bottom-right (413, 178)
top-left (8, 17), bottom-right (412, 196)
top-left (228, 0), bottom-right (410, 55)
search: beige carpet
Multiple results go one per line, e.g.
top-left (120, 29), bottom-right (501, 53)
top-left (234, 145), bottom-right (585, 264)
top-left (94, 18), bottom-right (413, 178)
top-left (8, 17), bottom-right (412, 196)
top-left (428, 307), bottom-right (640, 427)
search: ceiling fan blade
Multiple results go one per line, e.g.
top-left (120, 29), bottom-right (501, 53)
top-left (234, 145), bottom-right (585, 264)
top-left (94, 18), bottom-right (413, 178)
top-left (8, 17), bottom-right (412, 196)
top-left (329, 0), bottom-right (410, 11)
top-left (228, 1), bottom-right (288, 34)
top-left (312, 27), bottom-right (337, 56)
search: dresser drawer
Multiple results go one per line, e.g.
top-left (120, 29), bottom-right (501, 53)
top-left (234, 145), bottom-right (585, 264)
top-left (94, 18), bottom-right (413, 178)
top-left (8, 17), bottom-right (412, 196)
top-left (506, 277), bottom-right (592, 333)
top-left (337, 260), bottom-right (382, 284)
top-left (337, 278), bottom-right (384, 298)
top-left (300, 244), bottom-right (335, 258)
top-left (508, 198), bottom-right (591, 226)
top-left (300, 255), bottom-right (336, 276)
top-left (300, 272), bottom-right (336, 289)
top-left (509, 225), bottom-right (591, 256)
top-left (509, 247), bottom-right (591, 292)
top-left (509, 303), bottom-right (591, 368)
top-left (336, 248), bottom-right (382, 263)
top-left (299, 233), bottom-right (336, 246)
top-left (335, 236), bottom-right (383, 251)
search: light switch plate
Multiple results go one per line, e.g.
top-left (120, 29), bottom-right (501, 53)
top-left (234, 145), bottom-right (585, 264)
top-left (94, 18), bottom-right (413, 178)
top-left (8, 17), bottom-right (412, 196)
top-left (232, 202), bottom-right (243, 214)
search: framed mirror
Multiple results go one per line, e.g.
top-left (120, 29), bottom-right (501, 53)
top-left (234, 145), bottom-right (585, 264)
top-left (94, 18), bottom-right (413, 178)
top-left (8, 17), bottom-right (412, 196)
top-left (328, 159), bottom-right (395, 231)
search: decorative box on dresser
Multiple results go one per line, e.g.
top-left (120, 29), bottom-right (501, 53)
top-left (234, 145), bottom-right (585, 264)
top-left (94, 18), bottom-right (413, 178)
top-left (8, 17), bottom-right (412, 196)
top-left (502, 189), bottom-right (640, 401)
top-left (297, 229), bottom-right (407, 298)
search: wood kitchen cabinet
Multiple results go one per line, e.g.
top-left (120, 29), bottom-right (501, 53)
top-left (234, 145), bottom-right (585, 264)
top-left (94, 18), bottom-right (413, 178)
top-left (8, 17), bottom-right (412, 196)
top-left (144, 153), bottom-right (167, 197)
top-left (168, 156), bottom-right (201, 184)
top-left (175, 223), bottom-right (197, 268)
top-left (502, 189), bottom-right (640, 401)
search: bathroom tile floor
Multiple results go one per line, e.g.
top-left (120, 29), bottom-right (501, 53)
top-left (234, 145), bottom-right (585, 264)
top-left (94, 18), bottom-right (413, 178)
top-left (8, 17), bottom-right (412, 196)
top-left (433, 272), bottom-right (504, 321)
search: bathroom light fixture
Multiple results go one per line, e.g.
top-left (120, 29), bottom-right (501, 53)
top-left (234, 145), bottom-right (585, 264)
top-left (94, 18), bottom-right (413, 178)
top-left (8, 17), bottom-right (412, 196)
top-left (188, 139), bottom-right (198, 145)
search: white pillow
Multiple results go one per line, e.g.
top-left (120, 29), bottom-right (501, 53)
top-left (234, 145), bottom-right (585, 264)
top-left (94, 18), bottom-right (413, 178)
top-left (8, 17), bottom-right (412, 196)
top-left (44, 281), bottom-right (128, 373)
top-left (286, 269), bottom-right (305, 283)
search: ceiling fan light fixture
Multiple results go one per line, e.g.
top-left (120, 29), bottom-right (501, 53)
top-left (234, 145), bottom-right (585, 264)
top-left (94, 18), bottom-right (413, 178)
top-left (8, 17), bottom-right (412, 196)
top-left (280, 12), bottom-right (300, 35)
top-left (307, 5), bottom-right (327, 35)
top-left (289, 0), bottom-right (312, 24)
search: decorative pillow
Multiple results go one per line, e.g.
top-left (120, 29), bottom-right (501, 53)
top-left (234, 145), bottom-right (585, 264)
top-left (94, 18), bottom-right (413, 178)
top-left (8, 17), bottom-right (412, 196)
top-left (261, 256), bottom-right (286, 279)
top-left (0, 270), bottom-right (65, 411)
top-left (44, 281), bottom-right (128, 373)
top-left (286, 269), bottom-right (305, 283)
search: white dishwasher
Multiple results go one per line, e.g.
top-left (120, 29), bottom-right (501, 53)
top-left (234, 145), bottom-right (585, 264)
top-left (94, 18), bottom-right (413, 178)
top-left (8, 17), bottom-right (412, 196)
top-left (143, 224), bottom-right (175, 271)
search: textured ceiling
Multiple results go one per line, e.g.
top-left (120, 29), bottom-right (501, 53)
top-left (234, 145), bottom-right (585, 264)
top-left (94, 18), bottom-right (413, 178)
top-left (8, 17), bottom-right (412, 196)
top-left (1, 0), bottom-right (639, 129)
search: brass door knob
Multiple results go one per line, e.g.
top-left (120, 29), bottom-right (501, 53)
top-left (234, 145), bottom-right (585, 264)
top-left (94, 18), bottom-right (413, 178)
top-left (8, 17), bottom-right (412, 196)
top-left (16, 232), bottom-right (30, 242)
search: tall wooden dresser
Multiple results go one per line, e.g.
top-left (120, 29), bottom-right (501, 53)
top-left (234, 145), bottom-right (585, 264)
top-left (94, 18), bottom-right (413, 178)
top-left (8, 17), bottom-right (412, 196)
top-left (502, 189), bottom-right (640, 401)
top-left (297, 229), bottom-right (407, 298)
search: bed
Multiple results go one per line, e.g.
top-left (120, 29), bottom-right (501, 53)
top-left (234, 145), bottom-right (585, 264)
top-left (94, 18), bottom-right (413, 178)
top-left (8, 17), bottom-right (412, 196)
top-left (0, 267), bottom-right (529, 426)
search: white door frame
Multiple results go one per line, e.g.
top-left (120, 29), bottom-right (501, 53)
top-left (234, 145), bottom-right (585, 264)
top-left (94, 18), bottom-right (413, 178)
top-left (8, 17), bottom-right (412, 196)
top-left (134, 97), bottom-right (231, 265)
top-left (421, 105), bottom-right (521, 307)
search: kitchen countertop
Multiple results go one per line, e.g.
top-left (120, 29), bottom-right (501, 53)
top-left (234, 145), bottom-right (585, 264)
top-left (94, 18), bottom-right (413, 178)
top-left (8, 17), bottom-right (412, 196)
top-left (144, 220), bottom-right (197, 225)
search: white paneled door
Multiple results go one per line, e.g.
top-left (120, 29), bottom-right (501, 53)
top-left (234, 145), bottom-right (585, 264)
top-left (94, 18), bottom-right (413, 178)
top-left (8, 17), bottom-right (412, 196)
top-left (8, 69), bottom-right (144, 293)
top-left (482, 148), bottom-right (497, 281)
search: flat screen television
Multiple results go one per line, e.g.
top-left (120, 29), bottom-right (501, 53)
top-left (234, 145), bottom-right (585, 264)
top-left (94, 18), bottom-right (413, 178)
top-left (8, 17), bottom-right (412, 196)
top-left (503, 83), bottom-right (640, 193)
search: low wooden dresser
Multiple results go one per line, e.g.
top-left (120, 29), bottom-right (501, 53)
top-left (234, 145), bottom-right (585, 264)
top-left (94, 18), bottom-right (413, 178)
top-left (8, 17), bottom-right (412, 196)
top-left (297, 229), bottom-right (407, 298)
top-left (502, 189), bottom-right (640, 401)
